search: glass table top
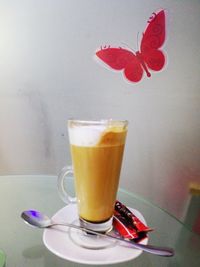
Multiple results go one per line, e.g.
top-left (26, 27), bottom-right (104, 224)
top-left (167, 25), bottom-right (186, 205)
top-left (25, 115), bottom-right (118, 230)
top-left (0, 175), bottom-right (199, 267)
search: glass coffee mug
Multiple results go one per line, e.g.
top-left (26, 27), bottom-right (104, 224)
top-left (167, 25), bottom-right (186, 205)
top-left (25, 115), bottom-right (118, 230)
top-left (58, 119), bottom-right (128, 233)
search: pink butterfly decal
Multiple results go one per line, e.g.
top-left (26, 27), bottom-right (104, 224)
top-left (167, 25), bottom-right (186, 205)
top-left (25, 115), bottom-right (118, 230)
top-left (96, 10), bottom-right (166, 83)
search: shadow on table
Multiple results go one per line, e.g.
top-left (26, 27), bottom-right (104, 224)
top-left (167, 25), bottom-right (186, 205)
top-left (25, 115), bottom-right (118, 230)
top-left (22, 244), bottom-right (177, 267)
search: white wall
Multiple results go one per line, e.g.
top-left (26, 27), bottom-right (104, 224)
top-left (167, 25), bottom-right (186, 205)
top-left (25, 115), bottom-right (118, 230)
top-left (0, 0), bottom-right (200, 221)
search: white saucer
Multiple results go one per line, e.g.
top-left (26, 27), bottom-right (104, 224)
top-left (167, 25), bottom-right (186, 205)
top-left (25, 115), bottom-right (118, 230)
top-left (43, 204), bottom-right (148, 265)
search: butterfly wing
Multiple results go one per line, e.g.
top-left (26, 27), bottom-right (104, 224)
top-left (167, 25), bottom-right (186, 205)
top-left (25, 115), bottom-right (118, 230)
top-left (124, 56), bottom-right (143, 82)
top-left (141, 10), bottom-right (165, 52)
top-left (96, 47), bottom-right (143, 82)
top-left (143, 49), bottom-right (165, 71)
top-left (141, 10), bottom-right (166, 71)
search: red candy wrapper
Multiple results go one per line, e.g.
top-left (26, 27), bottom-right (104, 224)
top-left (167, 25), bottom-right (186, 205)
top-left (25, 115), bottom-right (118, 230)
top-left (113, 200), bottom-right (153, 242)
top-left (113, 212), bottom-right (138, 239)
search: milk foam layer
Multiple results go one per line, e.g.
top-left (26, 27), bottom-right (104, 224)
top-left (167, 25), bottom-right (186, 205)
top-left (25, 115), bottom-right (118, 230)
top-left (68, 125), bottom-right (106, 146)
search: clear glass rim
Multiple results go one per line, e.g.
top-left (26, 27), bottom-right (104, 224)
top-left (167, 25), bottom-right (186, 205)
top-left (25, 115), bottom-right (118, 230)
top-left (68, 119), bottom-right (128, 128)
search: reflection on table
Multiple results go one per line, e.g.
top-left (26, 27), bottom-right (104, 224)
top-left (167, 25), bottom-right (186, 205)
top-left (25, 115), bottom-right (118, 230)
top-left (0, 175), bottom-right (199, 267)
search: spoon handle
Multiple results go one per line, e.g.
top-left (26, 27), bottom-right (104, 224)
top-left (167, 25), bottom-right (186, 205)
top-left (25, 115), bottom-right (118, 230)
top-left (50, 222), bottom-right (174, 257)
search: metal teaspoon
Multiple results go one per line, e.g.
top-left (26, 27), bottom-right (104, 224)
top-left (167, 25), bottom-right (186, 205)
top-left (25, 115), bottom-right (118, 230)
top-left (21, 210), bottom-right (174, 257)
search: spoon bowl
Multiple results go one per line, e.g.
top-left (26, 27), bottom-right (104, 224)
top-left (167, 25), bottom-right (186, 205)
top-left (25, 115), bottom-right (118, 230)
top-left (21, 210), bottom-right (52, 228)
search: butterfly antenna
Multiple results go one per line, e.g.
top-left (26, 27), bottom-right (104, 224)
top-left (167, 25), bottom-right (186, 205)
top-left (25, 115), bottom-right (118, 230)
top-left (120, 42), bottom-right (135, 53)
top-left (137, 32), bottom-right (140, 51)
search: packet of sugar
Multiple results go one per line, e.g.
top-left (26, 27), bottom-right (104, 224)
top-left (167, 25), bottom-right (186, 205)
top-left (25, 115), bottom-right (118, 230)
top-left (113, 200), bottom-right (153, 242)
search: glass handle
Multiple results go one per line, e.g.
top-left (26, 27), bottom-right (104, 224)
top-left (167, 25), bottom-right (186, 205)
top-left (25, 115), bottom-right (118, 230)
top-left (57, 166), bottom-right (77, 204)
